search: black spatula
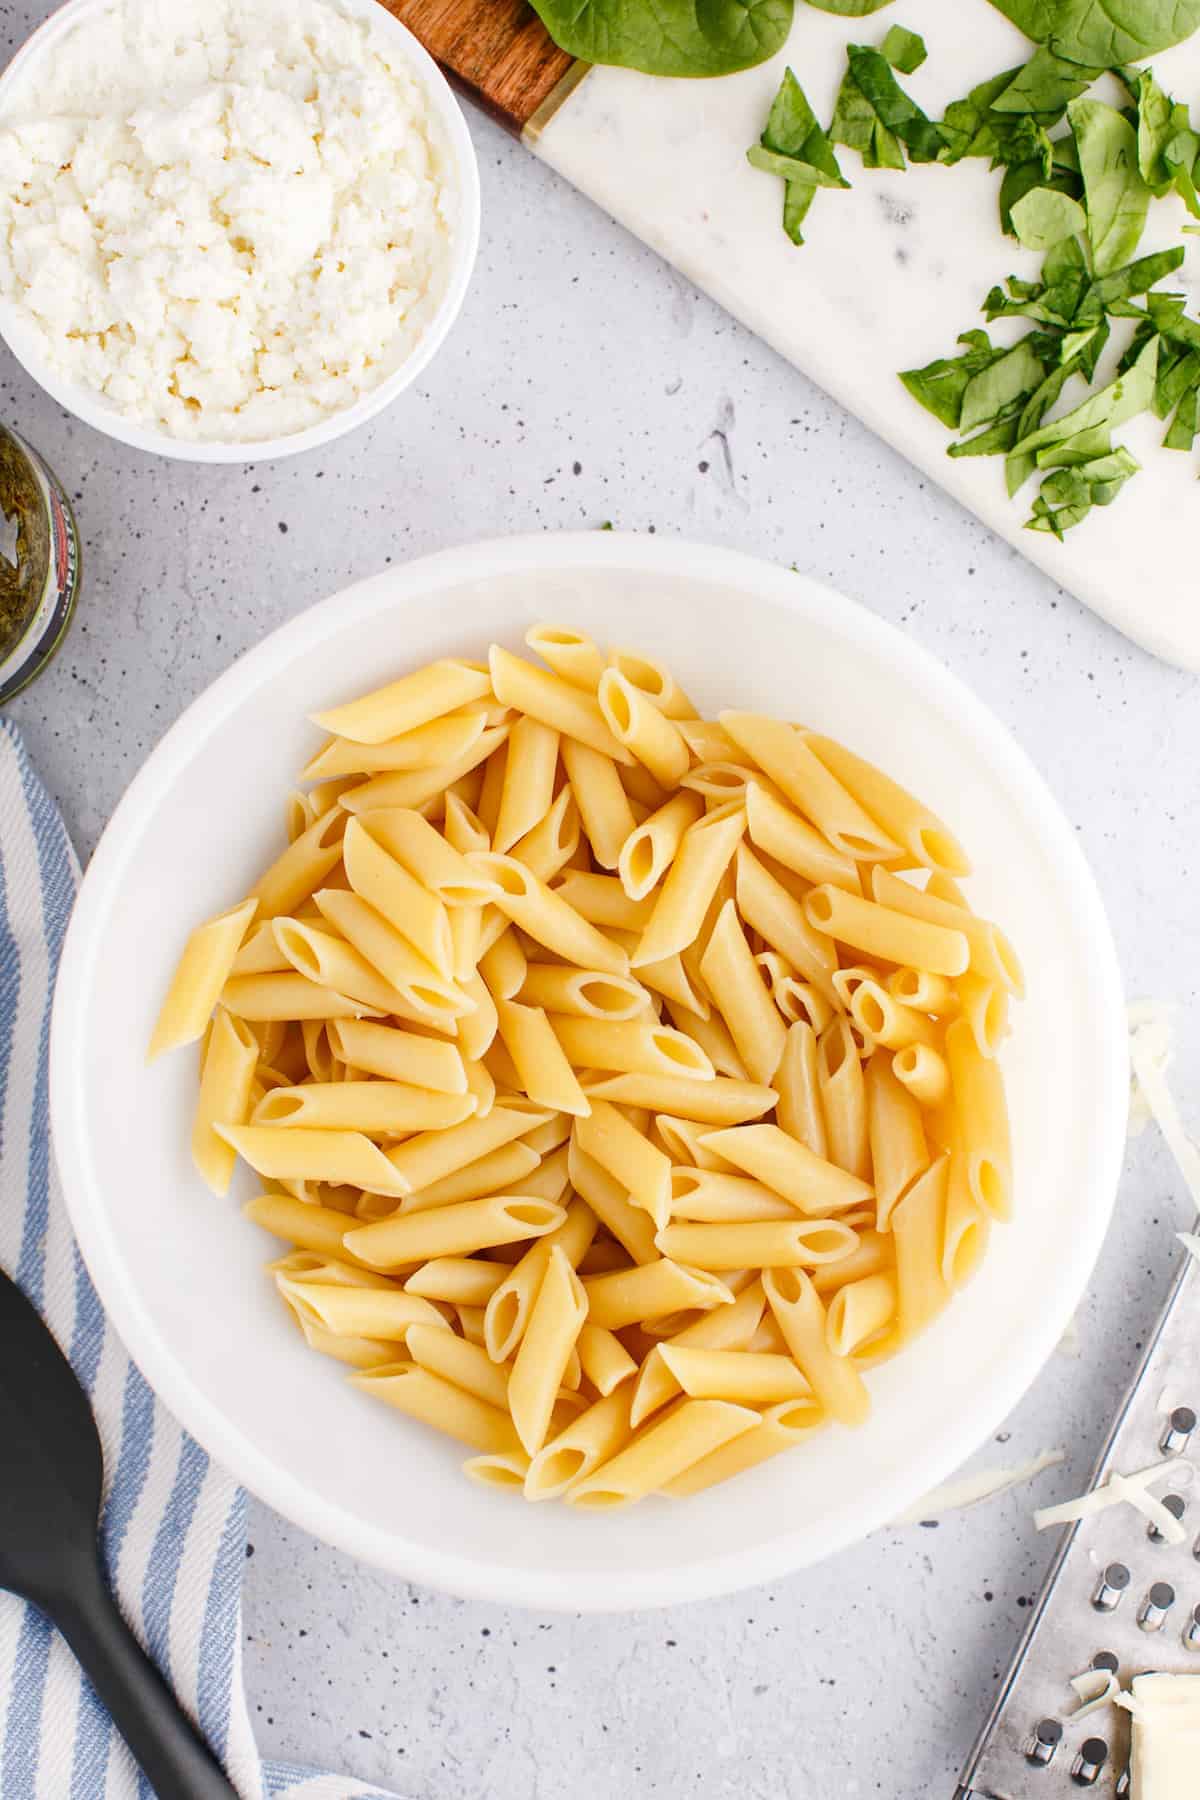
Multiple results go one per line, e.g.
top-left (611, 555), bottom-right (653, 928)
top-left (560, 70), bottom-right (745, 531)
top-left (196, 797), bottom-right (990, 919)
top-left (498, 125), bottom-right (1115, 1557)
top-left (0, 1265), bottom-right (239, 1798)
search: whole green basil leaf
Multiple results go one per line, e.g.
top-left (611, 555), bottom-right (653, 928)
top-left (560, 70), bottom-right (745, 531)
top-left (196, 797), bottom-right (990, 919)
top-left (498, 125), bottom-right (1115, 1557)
top-left (1009, 186), bottom-right (1088, 247)
top-left (1069, 97), bottom-right (1151, 272)
top-left (988, 0), bottom-right (1200, 63)
top-left (526, 0), bottom-right (793, 75)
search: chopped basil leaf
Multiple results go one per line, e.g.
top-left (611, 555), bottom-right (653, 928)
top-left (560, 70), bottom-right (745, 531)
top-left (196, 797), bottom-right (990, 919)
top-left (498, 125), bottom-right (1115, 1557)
top-left (1009, 186), bottom-right (1088, 248)
top-left (832, 44), bottom-right (946, 166)
top-left (960, 337), bottom-right (1047, 431)
top-left (880, 23), bottom-right (926, 72)
top-left (991, 46), bottom-right (1099, 114)
top-left (1164, 383), bottom-right (1200, 450)
top-left (1069, 98), bottom-right (1151, 273)
top-left (899, 331), bottom-right (1006, 428)
top-left (747, 68), bottom-right (849, 244)
top-left (802, 0), bottom-right (894, 11)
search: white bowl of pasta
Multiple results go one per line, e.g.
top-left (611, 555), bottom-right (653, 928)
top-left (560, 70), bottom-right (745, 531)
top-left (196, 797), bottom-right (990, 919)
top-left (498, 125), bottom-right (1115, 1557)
top-left (51, 532), bottom-right (1126, 1610)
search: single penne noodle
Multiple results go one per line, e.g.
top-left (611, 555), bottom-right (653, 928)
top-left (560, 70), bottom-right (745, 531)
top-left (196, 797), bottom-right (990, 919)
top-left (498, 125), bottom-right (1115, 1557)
top-left (384, 1104), bottom-right (551, 1194)
top-left (762, 1267), bottom-right (870, 1427)
top-left (606, 647), bottom-right (696, 720)
top-left (288, 791), bottom-right (316, 841)
top-left (700, 899), bottom-right (787, 1086)
top-left (864, 1052), bottom-right (929, 1231)
top-left (463, 1449), bottom-right (532, 1491)
top-left (660, 1396), bottom-right (827, 1496)
top-left (831, 965), bottom-right (881, 1010)
top-left (311, 890), bottom-right (471, 1023)
top-left (344, 1193), bottom-right (565, 1270)
top-left (775, 1021), bottom-right (828, 1159)
top-left (888, 966), bottom-right (958, 1015)
top-left (351, 1363), bottom-right (520, 1455)
top-left (597, 669), bottom-right (690, 788)
top-left (442, 790), bottom-right (491, 859)
top-left (942, 1147), bottom-right (991, 1287)
top-left (150, 897), bottom-right (259, 1057)
top-left (801, 733), bottom-right (970, 877)
top-left (340, 726), bottom-right (509, 816)
top-left (735, 846), bottom-right (838, 999)
top-left (577, 1323), bottom-right (638, 1396)
top-left (488, 645), bottom-right (632, 761)
top-left (744, 1312), bottom-right (789, 1353)
top-left (326, 1020), bottom-right (467, 1095)
top-left (335, 823), bottom-right (456, 976)
top-left (525, 623), bottom-right (605, 691)
top-left (654, 1114), bottom-right (738, 1171)
top-left (574, 1099), bottom-right (672, 1230)
top-left (483, 1197), bottom-right (598, 1360)
top-left (812, 1228), bottom-right (891, 1295)
top-left (891, 1154), bottom-right (951, 1342)
top-left (300, 710), bottom-right (489, 781)
top-left (508, 1246), bottom-right (589, 1455)
top-left (307, 776), bottom-right (359, 818)
top-left (217, 1124), bottom-right (410, 1196)
top-left (676, 719), bottom-right (739, 762)
top-left (553, 870), bottom-right (654, 932)
top-left (231, 920), bottom-right (290, 977)
top-left (583, 1259), bottom-right (733, 1332)
top-left (478, 926), bottom-right (528, 1002)
top-left (253, 1083), bottom-right (475, 1135)
top-left (495, 997), bottom-right (590, 1117)
top-left (458, 974), bottom-right (498, 1066)
top-left (549, 1015), bottom-right (713, 1081)
top-left (482, 1036), bottom-right (522, 1095)
top-left (669, 1168), bottom-right (799, 1223)
top-left (956, 971), bottom-right (1009, 1058)
top-left (618, 762), bottom-right (670, 815)
top-left (192, 1008), bottom-right (259, 1194)
top-left (633, 803), bottom-right (746, 968)
top-left (720, 713), bottom-right (899, 860)
top-left (463, 1051), bottom-right (497, 1119)
top-left (507, 788), bottom-right (582, 887)
top-left (656, 1218), bottom-right (858, 1271)
top-left (680, 762), bottom-right (766, 806)
top-left (272, 915), bottom-right (411, 1018)
top-left (405, 1257), bottom-right (508, 1305)
top-left (312, 658), bottom-right (492, 746)
top-left (582, 1071), bottom-right (777, 1126)
top-left (892, 1042), bottom-right (950, 1109)
top-left (607, 937), bottom-right (708, 1019)
top-left (616, 791), bottom-right (703, 903)
top-left (945, 1018), bottom-right (1012, 1220)
top-left (244, 1192), bottom-right (376, 1261)
top-left (268, 1251), bottom-right (401, 1290)
top-left (850, 979), bottom-right (941, 1052)
top-left (470, 852), bottom-right (630, 977)
top-left (567, 1139), bottom-right (659, 1265)
top-left (775, 978), bottom-right (834, 1035)
top-left (817, 1016), bottom-right (872, 1182)
top-left (700, 1122), bottom-right (872, 1215)
top-left (629, 1284), bottom-right (767, 1427)
top-left (493, 716), bottom-right (561, 854)
top-left (292, 1314), bottom-right (398, 1370)
top-left (568, 1398), bottom-right (759, 1508)
top-left (250, 810), bottom-right (347, 922)
top-left (743, 782), bottom-right (861, 893)
top-left (870, 867), bottom-right (1024, 997)
top-left (278, 1278), bottom-right (449, 1341)
top-left (522, 1113), bottom-right (572, 1157)
top-left (356, 806), bottom-right (500, 907)
top-left (517, 963), bottom-right (647, 1022)
top-left (524, 1386), bottom-right (634, 1501)
top-left (406, 1322), bottom-right (511, 1409)
top-left (805, 885), bottom-right (969, 978)
top-left (400, 1141), bottom-right (540, 1215)
top-left (520, 1144), bottom-right (571, 1203)
top-left (561, 736), bottom-right (637, 871)
top-left (659, 1345), bottom-right (814, 1406)
top-left (474, 732), bottom-right (507, 839)
top-left (825, 1272), bottom-right (897, 1357)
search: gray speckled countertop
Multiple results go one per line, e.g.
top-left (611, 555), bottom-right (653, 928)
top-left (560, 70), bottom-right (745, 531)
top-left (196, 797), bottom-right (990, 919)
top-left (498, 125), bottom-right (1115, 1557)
top-left (5, 6), bottom-right (1200, 1790)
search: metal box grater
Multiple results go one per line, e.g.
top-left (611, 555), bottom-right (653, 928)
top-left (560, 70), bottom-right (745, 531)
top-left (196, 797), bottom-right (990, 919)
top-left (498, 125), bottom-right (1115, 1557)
top-left (955, 1242), bottom-right (1200, 1798)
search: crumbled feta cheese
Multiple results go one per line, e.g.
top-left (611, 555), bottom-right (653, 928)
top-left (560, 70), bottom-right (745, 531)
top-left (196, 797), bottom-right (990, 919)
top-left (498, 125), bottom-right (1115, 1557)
top-left (0, 0), bottom-right (457, 441)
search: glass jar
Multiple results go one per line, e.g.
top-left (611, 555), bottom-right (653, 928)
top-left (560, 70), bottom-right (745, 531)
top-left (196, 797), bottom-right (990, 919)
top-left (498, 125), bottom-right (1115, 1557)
top-left (0, 425), bottom-right (81, 704)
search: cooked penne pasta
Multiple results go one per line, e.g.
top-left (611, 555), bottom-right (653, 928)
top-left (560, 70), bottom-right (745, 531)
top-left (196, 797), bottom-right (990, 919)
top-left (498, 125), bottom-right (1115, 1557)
top-left (477, 926), bottom-right (527, 1002)
top-left (561, 737), bottom-right (637, 871)
top-left (574, 1099), bottom-right (673, 1230)
top-left (892, 1042), bottom-right (950, 1109)
top-left (568, 1398), bottom-right (759, 1508)
top-left (942, 1148), bottom-right (991, 1287)
top-left (192, 1008), bottom-right (259, 1194)
top-left (735, 845), bottom-right (838, 998)
top-left (231, 920), bottom-right (290, 977)
top-left (656, 1218), bottom-right (858, 1270)
top-left (825, 1272), bottom-right (896, 1357)
top-left (956, 971), bottom-right (1009, 1059)
top-left (891, 1155), bottom-right (951, 1342)
top-left (277, 1277), bottom-right (448, 1342)
top-left (607, 648), bottom-right (696, 721)
top-left (326, 1020), bottom-right (466, 1095)
top-left (217, 1125), bottom-right (410, 1196)
top-left (721, 713), bottom-right (900, 860)
top-left (660, 1396), bottom-right (826, 1495)
top-left (356, 806), bottom-right (500, 906)
top-left (406, 1322), bottom-right (511, 1408)
top-left (654, 1114), bottom-right (738, 1171)
top-left (253, 1083), bottom-right (474, 1135)
top-left (251, 812), bottom-right (347, 920)
top-left (850, 980), bottom-right (941, 1052)
top-left (870, 867), bottom-right (1024, 997)
top-left (618, 791), bottom-right (704, 902)
top-left (945, 1019), bottom-right (1012, 1220)
top-left (658, 1345), bottom-right (813, 1406)
top-left (801, 734), bottom-right (970, 877)
top-left (700, 899), bottom-right (787, 1086)
top-left (577, 1322), bottom-right (638, 1396)
top-left (700, 1123), bottom-right (871, 1215)
top-left (405, 1257), bottom-right (509, 1305)
top-left (351, 1363), bottom-right (520, 1455)
top-left (399, 1141), bottom-right (541, 1215)
top-left (517, 964), bottom-right (647, 1021)
top-left (244, 1191), bottom-right (376, 1261)
top-left (312, 658), bottom-right (492, 747)
top-left (864, 1051), bottom-right (929, 1231)
top-left (816, 1017), bottom-right (871, 1183)
top-left (811, 1229), bottom-right (891, 1295)
top-left (566, 1140), bottom-right (659, 1265)
top-left (632, 803), bottom-right (746, 968)
top-left (482, 1199), bottom-right (597, 1361)
top-left (762, 1267), bottom-right (870, 1427)
top-left (743, 781), bottom-right (860, 893)
top-left (597, 669), bottom-right (690, 788)
top-left (344, 1193), bottom-right (565, 1270)
top-left (489, 646), bottom-right (631, 762)
top-left (470, 852), bottom-right (630, 977)
top-left (221, 971), bottom-right (375, 1024)
top-left (308, 890), bottom-right (470, 1023)
top-left (887, 966), bottom-right (958, 1014)
top-left (582, 1071), bottom-right (777, 1125)
top-left (550, 1016), bottom-right (712, 1080)
top-left (804, 885), bottom-right (969, 978)
top-left (508, 1246), bottom-right (589, 1455)
top-left (339, 725), bottom-right (509, 816)
top-left (300, 710), bottom-right (489, 782)
top-left (495, 997), bottom-right (590, 1117)
top-left (583, 1259), bottom-right (733, 1331)
top-left (384, 1105), bottom-right (551, 1195)
top-left (523, 1387), bottom-right (634, 1501)
top-left (664, 1007), bottom-right (746, 1081)
top-left (525, 623), bottom-right (606, 691)
top-left (773, 1022), bottom-right (827, 1159)
top-left (669, 1167), bottom-right (797, 1222)
top-left (150, 898), bottom-right (259, 1057)
top-left (493, 716), bottom-right (561, 854)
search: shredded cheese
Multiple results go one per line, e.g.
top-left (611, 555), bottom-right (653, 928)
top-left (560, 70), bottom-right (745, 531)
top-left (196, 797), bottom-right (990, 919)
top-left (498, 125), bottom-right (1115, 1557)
top-left (1068, 1669), bottom-right (1119, 1720)
top-left (894, 1449), bottom-right (1064, 1524)
top-left (1034, 1459), bottom-right (1189, 1544)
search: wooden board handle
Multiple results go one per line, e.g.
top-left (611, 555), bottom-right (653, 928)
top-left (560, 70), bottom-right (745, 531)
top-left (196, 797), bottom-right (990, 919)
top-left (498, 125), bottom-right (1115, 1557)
top-left (382, 0), bottom-right (580, 132)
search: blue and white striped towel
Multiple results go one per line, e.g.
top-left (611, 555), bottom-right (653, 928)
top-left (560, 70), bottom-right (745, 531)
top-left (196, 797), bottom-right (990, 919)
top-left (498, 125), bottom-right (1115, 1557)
top-left (0, 721), bottom-right (404, 1800)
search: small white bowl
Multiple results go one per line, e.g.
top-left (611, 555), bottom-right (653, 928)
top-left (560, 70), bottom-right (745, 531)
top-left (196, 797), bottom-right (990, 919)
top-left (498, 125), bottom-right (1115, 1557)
top-left (0, 0), bottom-right (480, 463)
top-left (51, 533), bottom-right (1127, 1610)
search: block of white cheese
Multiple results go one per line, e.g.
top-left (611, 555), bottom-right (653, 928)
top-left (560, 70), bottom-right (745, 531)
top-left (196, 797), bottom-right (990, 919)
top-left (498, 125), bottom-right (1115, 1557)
top-left (1128, 1673), bottom-right (1200, 1799)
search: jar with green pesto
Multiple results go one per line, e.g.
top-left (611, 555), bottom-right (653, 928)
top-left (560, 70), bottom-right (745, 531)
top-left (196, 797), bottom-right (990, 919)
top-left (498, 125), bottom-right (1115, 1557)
top-left (0, 426), bottom-right (80, 704)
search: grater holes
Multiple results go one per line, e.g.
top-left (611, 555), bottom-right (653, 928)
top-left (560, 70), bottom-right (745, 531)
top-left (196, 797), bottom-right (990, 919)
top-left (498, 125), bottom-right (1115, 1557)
top-left (1071, 1738), bottom-right (1107, 1785)
top-left (1024, 1718), bottom-right (1061, 1766)
top-left (1184, 1601), bottom-right (1200, 1649)
top-left (1115, 1770), bottom-right (1130, 1798)
top-left (1090, 1650), bottom-right (1119, 1674)
top-left (1161, 1405), bottom-right (1196, 1455)
top-left (1148, 1493), bottom-right (1186, 1541)
top-left (1138, 1581), bottom-right (1175, 1631)
top-left (1092, 1563), bottom-right (1130, 1611)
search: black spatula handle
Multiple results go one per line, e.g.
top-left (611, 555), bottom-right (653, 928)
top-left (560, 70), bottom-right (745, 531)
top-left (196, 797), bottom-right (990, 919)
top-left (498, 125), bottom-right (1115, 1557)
top-left (52, 1550), bottom-right (240, 1799)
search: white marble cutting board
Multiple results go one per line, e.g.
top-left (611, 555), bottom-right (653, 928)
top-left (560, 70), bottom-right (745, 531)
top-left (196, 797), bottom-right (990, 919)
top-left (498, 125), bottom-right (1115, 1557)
top-left (533, 8), bottom-right (1200, 669)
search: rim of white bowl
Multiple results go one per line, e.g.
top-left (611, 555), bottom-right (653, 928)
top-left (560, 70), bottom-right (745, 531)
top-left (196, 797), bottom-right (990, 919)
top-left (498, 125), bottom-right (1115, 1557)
top-left (0, 0), bottom-right (481, 464)
top-left (50, 532), bottom-right (1129, 1610)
